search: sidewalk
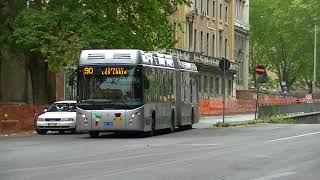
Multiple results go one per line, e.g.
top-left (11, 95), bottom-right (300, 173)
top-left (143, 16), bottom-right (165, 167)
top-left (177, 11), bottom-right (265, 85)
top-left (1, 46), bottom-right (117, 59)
top-left (194, 114), bottom-right (255, 128)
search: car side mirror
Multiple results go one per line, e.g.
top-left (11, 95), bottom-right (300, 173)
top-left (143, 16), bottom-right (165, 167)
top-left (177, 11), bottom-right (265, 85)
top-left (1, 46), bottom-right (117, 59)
top-left (44, 109), bottom-right (48, 113)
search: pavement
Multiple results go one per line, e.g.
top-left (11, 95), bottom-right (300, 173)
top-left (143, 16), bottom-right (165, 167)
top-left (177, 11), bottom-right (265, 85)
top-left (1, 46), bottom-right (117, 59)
top-left (195, 113), bottom-right (255, 128)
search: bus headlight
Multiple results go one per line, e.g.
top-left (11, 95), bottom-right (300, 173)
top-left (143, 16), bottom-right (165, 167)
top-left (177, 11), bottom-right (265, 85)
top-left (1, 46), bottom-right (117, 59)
top-left (129, 112), bottom-right (141, 125)
top-left (37, 118), bottom-right (45, 121)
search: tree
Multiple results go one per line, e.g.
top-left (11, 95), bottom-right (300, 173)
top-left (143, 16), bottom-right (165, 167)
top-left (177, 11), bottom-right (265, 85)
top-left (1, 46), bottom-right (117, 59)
top-left (250, 0), bottom-right (320, 93)
top-left (1, 0), bottom-right (190, 104)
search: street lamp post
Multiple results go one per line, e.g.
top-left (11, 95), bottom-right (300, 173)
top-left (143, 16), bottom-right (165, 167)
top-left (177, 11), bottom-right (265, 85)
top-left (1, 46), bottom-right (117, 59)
top-left (313, 25), bottom-right (317, 99)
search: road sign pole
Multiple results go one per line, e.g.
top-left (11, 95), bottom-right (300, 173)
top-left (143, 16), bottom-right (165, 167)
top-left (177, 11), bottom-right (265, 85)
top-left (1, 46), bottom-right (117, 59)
top-left (254, 84), bottom-right (259, 120)
top-left (219, 58), bottom-right (230, 124)
top-left (223, 62), bottom-right (226, 124)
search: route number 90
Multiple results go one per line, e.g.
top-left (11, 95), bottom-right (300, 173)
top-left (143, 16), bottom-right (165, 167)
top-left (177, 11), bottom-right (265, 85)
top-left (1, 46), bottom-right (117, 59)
top-left (83, 67), bottom-right (93, 75)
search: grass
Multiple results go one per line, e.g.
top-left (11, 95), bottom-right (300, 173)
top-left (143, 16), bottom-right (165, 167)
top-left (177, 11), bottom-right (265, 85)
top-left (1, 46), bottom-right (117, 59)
top-left (214, 115), bottom-right (296, 128)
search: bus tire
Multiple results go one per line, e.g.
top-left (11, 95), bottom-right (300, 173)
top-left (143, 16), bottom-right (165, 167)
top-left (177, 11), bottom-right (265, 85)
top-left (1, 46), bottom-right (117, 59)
top-left (148, 112), bottom-right (156, 136)
top-left (89, 131), bottom-right (99, 138)
top-left (169, 111), bottom-right (175, 133)
top-left (191, 109), bottom-right (195, 124)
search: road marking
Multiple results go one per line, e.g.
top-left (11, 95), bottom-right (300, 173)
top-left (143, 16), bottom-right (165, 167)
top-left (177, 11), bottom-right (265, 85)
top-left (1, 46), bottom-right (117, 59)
top-left (150, 143), bottom-right (221, 147)
top-left (266, 131), bottom-right (320, 143)
top-left (251, 172), bottom-right (296, 180)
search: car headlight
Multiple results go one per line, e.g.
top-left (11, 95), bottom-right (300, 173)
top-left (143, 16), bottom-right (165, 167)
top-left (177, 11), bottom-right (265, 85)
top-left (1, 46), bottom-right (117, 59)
top-left (62, 118), bottom-right (74, 121)
top-left (37, 118), bottom-right (45, 121)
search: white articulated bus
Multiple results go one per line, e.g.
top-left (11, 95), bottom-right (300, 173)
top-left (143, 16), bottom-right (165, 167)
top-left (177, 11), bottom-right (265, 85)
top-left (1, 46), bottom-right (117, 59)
top-left (76, 49), bottom-right (199, 137)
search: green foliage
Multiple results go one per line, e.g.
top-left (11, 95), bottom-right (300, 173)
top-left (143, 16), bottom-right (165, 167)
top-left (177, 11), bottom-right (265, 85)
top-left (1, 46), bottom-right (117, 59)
top-left (215, 122), bottom-right (230, 128)
top-left (250, 0), bottom-right (320, 92)
top-left (268, 115), bottom-right (296, 124)
top-left (1, 0), bottom-right (190, 71)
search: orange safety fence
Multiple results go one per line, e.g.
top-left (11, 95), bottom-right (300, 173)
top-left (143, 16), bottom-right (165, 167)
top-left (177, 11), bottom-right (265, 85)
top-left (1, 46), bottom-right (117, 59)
top-left (199, 99), bottom-right (256, 116)
top-left (0, 104), bottom-right (47, 133)
top-left (199, 98), bottom-right (320, 116)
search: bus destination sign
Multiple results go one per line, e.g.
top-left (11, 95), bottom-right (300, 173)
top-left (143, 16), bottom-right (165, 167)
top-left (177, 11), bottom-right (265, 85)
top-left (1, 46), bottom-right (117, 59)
top-left (82, 66), bottom-right (128, 76)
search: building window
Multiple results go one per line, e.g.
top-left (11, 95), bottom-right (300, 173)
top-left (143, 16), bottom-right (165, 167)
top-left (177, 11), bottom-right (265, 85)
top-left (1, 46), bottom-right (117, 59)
top-left (212, 34), bottom-right (215, 57)
top-left (213, 1), bottom-right (215, 18)
top-left (225, 6), bottom-right (228, 22)
top-left (207, 0), bottom-right (210, 16)
top-left (188, 23), bottom-right (193, 51)
top-left (198, 76), bottom-right (202, 94)
top-left (219, 4), bottom-right (222, 20)
top-left (200, 31), bottom-right (203, 53)
top-left (219, 31), bottom-right (223, 57)
top-left (210, 77), bottom-right (214, 94)
top-left (225, 38), bottom-right (228, 58)
top-left (236, 0), bottom-right (240, 19)
top-left (173, 22), bottom-right (177, 38)
top-left (204, 75), bottom-right (208, 93)
top-left (194, 29), bottom-right (197, 52)
top-left (201, 0), bottom-right (203, 13)
top-left (206, 33), bottom-right (209, 55)
top-left (215, 77), bottom-right (219, 95)
top-left (228, 79), bottom-right (232, 96)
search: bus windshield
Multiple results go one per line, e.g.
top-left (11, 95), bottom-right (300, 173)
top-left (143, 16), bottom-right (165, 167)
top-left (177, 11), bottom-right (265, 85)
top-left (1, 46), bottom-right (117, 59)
top-left (78, 65), bottom-right (143, 109)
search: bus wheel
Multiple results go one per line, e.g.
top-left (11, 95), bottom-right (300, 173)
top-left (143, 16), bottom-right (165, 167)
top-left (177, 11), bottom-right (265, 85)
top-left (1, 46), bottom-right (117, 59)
top-left (169, 111), bottom-right (175, 133)
top-left (191, 109), bottom-right (195, 124)
top-left (148, 112), bottom-right (156, 136)
top-left (89, 131), bottom-right (99, 138)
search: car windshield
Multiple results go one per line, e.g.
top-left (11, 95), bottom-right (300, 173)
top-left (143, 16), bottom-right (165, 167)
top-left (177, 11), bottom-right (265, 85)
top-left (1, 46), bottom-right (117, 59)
top-left (47, 103), bottom-right (76, 112)
top-left (77, 65), bottom-right (143, 107)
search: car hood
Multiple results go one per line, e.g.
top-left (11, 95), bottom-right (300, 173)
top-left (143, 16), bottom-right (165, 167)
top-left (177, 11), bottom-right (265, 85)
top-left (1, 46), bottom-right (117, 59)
top-left (38, 112), bottom-right (76, 119)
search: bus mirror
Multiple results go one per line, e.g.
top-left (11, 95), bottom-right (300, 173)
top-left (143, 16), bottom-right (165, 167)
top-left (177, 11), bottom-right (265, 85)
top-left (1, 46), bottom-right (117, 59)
top-left (144, 77), bottom-right (149, 89)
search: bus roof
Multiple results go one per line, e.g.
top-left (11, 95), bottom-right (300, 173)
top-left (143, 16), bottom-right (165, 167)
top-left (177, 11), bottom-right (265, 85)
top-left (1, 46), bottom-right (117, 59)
top-left (79, 49), bottom-right (197, 71)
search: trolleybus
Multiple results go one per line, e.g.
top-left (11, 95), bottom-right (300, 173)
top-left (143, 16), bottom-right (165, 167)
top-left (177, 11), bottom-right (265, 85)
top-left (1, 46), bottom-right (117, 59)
top-left (76, 49), bottom-right (199, 137)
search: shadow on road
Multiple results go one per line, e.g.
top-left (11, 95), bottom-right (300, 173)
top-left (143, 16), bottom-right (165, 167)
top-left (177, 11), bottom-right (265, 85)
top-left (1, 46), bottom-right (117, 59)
top-left (81, 127), bottom-right (194, 139)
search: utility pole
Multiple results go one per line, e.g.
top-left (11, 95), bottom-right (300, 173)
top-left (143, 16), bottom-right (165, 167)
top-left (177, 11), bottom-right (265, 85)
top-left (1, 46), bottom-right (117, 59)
top-left (313, 25), bottom-right (317, 99)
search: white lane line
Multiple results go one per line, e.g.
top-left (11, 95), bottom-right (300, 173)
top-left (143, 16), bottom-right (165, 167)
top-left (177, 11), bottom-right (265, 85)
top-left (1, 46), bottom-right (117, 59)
top-left (150, 143), bottom-right (222, 147)
top-left (266, 131), bottom-right (320, 143)
top-left (251, 172), bottom-right (296, 180)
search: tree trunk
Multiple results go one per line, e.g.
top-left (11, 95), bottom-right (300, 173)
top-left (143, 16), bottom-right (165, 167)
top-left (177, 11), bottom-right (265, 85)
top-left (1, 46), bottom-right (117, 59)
top-left (28, 54), bottom-right (49, 105)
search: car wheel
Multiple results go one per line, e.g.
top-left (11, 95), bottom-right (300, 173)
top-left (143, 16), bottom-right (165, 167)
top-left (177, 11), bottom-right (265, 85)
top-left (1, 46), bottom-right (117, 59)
top-left (36, 129), bottom-right (47, 135)
top-left (70, 128), bottom-right (77, 134)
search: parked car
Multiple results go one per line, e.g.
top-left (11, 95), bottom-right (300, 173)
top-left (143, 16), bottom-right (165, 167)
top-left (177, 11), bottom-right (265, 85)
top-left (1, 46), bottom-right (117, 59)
top-left (36, 101), bottom-right (77, 134)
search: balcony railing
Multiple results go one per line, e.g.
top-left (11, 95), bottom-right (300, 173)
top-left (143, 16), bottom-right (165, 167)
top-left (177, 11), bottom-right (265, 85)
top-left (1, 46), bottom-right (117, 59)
top-left (173, 48), bottom-right (237, 71)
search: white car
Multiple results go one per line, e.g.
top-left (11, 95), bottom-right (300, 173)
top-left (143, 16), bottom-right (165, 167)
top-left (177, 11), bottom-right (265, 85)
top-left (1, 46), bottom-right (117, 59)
top-left (36, 101), bottom-right (77, 134)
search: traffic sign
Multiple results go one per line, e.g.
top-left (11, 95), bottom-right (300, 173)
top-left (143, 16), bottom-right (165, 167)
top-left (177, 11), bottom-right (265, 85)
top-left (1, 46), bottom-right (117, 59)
top-left (256, 65), bottom-right (266, 75)
top-left (219, 58), bottom-right (231, 71)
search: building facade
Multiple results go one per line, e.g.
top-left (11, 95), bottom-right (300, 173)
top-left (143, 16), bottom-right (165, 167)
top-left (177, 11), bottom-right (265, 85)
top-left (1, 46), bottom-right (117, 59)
top-left (234, 0), bottom-right (250, 90)
top-left (172, 0), bottom-right (250, 99)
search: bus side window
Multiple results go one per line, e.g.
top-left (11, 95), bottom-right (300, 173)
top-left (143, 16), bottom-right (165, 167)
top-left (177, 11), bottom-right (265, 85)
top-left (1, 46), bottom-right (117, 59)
top-left (143, 76), bottom-right (149, 89)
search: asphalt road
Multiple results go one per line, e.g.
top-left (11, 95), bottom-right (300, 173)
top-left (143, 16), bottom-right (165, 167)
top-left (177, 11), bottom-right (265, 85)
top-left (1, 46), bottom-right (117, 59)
top-left (1, 123), bottom-right (320, 180)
